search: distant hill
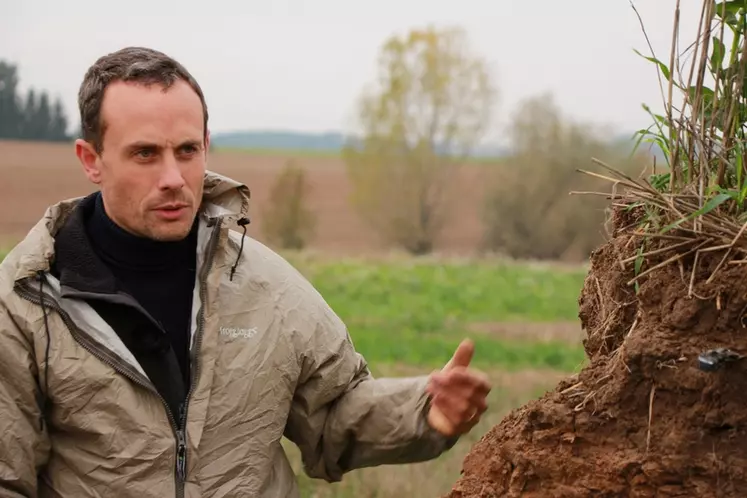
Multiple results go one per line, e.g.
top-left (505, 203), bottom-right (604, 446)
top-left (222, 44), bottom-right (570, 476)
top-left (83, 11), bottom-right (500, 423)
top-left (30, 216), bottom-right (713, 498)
top-left (211, 130), bottom-right (349, 153)
top-left (210, 130), bottom-right (509, 157)
top-left (210, 129), bottom-right (665, 161)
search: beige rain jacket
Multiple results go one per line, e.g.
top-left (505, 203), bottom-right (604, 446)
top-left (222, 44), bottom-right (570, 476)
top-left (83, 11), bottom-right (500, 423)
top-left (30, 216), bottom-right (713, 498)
top-left (0, 171), bottom-right (456, 497)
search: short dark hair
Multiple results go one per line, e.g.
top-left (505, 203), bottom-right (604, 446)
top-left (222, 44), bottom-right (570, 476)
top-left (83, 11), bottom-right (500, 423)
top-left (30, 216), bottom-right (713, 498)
top-left (78, 46), bottom-right (209, 153)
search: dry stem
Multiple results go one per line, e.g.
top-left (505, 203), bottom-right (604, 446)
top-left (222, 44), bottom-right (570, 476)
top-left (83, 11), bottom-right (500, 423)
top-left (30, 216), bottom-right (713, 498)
top-left (646, 384), bottom-right (656, 453)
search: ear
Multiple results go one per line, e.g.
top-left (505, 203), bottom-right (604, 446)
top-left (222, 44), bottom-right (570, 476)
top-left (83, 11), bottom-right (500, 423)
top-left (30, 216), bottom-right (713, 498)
top-left (75, 139), bottom-right (102, 184)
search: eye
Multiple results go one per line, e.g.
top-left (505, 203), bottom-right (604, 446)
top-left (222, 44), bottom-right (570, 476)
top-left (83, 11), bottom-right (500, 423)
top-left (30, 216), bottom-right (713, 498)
top-left (179, 144), bottom-right (199, 155)
top-left (134, 147), bottom-right (156, 160)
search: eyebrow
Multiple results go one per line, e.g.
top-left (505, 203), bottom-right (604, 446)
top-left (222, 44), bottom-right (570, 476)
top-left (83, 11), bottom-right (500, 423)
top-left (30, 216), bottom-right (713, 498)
top-left (124, 140), bottom-right (202, 153)
top-left (125, 141), bottom-right (159, 151)
top-left (178, 140), bottom-right (202, 149)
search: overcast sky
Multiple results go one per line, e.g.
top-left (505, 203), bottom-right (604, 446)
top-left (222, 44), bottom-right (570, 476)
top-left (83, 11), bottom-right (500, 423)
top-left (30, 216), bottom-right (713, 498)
top-left (2, 0), bottom-right (701, 144)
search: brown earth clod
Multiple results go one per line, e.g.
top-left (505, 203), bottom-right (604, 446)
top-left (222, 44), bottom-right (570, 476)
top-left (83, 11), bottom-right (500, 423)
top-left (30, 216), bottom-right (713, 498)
top-left (446, 208), bottom-right (747, 497)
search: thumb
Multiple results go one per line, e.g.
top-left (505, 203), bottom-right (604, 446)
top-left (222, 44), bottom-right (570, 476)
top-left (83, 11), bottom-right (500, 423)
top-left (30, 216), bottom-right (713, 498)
top-left (443, 338), bottom-right (474, 370)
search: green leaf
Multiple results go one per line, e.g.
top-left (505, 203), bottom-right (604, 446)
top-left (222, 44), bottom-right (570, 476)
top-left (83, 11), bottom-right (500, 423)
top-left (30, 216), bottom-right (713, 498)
top-left (686, 85), bottom-right (720, 129)
top-left (737, 147), bottom-right (747, 204)
top-left (639, 135), bottom-right (670, 162)
top-left (716, 1), bottom-right (746, 31)
top-left (660, 193), bottom-right (732, 234)
top-left (641, 103), bottom-right (671, 131)
top-left (625, 201), bottom-right (644, 212)
top-left (634, 245), bottom-right (644, 276)
top-left (687, 85), bottom-right (715, 103)
top-left (740, 181), bottom-right (747, 205)
top-left (633, 49), bottom-right (671, 81)
top-left (659, 217), bottom-right (686, 234)
top-left (649, 172), bottom-right (671, 192)
top-left (712, 36), bottom-right (726, 70)
top-left (694, 192), bottom-right (732, 216)
top-left (631, 127), bottom-right (652, 157)
top-left (639, 103), bottom-right (671, 158)
top-left (716, 0), bottom-right (746, 18)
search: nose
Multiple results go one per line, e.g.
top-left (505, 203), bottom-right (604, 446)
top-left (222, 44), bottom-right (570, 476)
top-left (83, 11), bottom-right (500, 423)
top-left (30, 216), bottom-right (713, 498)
top-left (158, 152), bottom-right (186, 191)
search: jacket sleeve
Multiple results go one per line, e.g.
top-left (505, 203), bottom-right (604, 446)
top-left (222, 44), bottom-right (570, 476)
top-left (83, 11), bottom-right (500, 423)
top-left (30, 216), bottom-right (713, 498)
top-left (0, 300), bottom-right (51, 497)
top-left (283, 303), bottom-right (459, 483)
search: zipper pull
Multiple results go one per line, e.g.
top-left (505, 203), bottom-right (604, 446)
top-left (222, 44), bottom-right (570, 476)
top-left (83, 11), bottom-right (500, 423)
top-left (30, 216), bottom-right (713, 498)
top-left (176, 430), bottom-right (187, 482)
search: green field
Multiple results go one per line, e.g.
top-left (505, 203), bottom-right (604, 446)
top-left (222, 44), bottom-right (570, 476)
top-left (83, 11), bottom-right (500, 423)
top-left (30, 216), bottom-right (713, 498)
top-left (286, 253), bottom-right (588, 372)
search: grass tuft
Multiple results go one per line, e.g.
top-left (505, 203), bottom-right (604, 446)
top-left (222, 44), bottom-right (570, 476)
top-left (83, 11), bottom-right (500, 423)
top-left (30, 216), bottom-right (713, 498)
top-left (579, 0), bottom-right (747, 286)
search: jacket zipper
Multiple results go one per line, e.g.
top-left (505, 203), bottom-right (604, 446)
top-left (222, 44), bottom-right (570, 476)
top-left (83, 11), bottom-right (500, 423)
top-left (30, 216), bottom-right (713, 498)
top-left (15, 217), bottom-right (223, 498)
top-left (15, 281), bottom-right (183, 478)
top-left (176, 429), bottom-right (187, 482)
top-left (175, 217), bottom-right (222, 498)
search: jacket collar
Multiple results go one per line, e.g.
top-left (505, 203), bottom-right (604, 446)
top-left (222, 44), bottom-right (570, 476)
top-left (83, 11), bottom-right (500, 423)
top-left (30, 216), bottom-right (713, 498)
top-left (4, 170), bottom-right (251, 284)
top-left (52, 192), bottom-right (120, 296)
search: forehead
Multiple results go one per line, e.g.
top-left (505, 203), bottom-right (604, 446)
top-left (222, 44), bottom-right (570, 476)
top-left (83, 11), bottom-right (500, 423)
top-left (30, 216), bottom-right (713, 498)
top-left (100, 79), bottom-right (204, 145)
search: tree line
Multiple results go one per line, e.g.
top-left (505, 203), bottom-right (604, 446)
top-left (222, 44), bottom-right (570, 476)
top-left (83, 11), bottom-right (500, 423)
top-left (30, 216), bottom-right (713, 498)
top-left (260, 25), bottom-right (655, 262)
top-left (0, 60), bottom-right (71, 142)
top-left (0, 32), bottom-right (653, 262)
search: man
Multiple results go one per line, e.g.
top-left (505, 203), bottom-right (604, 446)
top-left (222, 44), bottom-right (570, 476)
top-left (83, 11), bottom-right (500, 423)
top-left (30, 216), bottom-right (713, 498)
top-left (0, 47), bottom-right (491, 497)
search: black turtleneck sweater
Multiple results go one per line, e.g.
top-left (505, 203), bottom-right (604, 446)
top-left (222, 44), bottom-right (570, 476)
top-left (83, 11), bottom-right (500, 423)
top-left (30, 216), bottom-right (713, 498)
top-left (85, 193), bottom-right (198, 387)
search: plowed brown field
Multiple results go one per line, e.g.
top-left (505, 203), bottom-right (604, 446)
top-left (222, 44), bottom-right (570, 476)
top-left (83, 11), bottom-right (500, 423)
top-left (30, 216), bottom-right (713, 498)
top-left (0, 140), bottom-right (489, 254)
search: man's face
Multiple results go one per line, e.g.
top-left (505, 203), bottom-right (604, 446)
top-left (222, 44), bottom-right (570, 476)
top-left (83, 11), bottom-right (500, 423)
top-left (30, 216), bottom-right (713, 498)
top-left (75, 79), bottom-right (208, 241)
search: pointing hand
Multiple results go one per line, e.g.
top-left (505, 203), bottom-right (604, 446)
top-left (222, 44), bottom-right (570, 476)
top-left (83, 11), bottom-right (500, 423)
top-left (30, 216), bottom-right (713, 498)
top-left (425, 339), bottom-right (491, 437)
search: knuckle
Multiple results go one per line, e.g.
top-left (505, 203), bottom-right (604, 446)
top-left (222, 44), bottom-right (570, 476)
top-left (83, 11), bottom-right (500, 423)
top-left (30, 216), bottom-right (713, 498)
top-left (457, 401), bottom-right (471, 417)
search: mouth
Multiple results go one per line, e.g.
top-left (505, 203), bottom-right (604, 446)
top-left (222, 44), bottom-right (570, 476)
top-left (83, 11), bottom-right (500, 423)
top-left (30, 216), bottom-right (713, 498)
top-left (153, 203), bottom-right (190, 220)
top-left (155, 203), bottom-right (189, 211)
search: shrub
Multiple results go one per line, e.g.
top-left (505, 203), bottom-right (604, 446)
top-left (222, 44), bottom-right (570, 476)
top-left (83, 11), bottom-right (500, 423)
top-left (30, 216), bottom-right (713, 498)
top-left (260, 160), bottom-right (316, 250)
top-left (481, 93), bottom-right (651, 261)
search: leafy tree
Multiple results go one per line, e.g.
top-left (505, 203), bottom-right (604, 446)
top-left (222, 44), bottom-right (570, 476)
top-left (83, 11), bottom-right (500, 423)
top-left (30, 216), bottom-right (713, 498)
top-left (343, 25), bottom-right (496, 255)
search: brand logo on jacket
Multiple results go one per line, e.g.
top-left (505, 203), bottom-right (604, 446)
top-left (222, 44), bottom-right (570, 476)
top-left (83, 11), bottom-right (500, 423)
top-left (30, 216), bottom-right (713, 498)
top-left (219, 326), bottom-right (258, 339)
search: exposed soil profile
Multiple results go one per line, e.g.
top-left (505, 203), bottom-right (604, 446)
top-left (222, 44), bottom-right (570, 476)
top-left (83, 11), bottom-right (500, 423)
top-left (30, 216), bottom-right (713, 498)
top-left (446, 207), bottom-right (747, 497)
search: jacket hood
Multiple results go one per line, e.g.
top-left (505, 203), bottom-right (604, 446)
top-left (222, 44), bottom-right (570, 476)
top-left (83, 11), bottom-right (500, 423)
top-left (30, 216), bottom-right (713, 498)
top-left (200, 170), bottom-right (251, 222)
top-left (3, 170), bottom-right (251, 284)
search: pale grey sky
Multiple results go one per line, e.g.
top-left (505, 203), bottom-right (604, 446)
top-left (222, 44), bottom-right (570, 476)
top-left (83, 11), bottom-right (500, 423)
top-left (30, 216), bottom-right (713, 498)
top-left (2, 1), bottom-right (701, 144)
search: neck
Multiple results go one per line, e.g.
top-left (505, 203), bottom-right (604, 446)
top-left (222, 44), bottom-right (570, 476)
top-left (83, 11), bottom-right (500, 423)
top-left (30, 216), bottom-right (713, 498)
top-left (85, 192), bottom-right (198, 272)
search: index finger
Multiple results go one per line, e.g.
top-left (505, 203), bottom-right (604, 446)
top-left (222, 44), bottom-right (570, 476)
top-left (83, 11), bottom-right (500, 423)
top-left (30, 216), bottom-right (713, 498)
top-left (431, 368), bottom-right (492, 393)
